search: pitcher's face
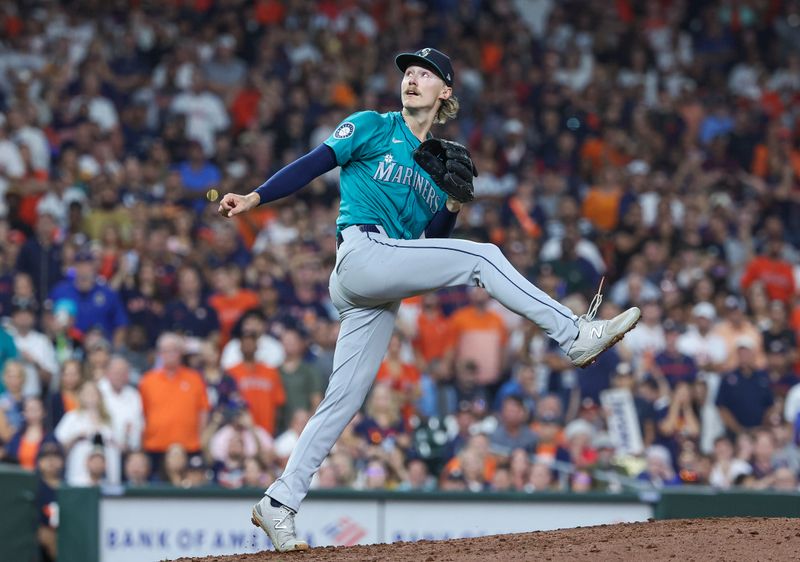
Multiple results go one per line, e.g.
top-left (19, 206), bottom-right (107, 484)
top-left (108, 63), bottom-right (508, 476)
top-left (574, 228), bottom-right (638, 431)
top-left (401, 65), bottom-right (450, 111)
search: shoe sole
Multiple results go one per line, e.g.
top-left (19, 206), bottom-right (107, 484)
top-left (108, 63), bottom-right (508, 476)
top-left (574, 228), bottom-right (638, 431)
top-left (251, 507), bottom-right (310, 552)
top-left (572, 311), bottom-right (641, 368)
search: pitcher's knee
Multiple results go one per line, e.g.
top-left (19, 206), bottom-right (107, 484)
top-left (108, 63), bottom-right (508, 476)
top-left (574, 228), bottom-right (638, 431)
top-left (477, 242), bottom-right (504, 262)
top-left (468, 242), bottom-right (506, 288)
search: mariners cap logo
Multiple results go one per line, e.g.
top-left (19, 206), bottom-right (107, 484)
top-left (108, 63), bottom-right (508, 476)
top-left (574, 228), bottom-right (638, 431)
top-left (395, 48), bottom-right (454, 86)
top-left (334, 122), bottom-right (355, 139)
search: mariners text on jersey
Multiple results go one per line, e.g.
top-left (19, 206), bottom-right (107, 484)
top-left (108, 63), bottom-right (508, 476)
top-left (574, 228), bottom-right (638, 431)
top-left (372, 154), bottom-right (441, 213)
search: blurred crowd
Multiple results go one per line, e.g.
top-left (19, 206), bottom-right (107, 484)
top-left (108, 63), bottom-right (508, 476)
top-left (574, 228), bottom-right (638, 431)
top-left (2, 1), bottom-right (800, 556)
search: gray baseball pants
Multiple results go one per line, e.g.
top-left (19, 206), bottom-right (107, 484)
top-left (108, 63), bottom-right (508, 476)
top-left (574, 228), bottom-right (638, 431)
top-left (266, 225), bottom-right (579, 511)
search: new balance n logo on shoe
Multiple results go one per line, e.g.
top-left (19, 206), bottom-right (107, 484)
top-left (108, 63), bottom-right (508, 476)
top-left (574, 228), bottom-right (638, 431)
top-left (591, 324), bottom-right (604, 339)
top-left (252, 498), bottom-right (309, 552)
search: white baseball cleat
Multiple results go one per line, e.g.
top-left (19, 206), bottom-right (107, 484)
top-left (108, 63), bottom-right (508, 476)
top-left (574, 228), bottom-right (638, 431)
top-left (251, 496), bottom-right (309, 552)
top-left (566, 279), bottom-right (641, 368)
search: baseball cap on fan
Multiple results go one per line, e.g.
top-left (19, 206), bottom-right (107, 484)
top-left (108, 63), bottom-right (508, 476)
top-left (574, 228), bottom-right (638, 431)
top-left (395, 48), bottom-right (454, 86)
top-left (736, 336), bottom-right (757, 350)
top-left (692, 302), bottom-right (716, 321)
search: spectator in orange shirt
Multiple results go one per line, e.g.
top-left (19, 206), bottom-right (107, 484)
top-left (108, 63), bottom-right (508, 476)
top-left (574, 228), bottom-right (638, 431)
top-left (412, 292), bottom-right (453, 370)
top-left (582, 166), bottom-right (624, 232)
top-left (751, 123), bottom-right (800, 182)
top-left (448, 288), bottom-right (508, 385)
top-left (480, 39), bottom-right (504, 74)
top-left (580, 126), bottom-right (632, 179)
top-left (229, 73), bottom-right (262, 132)
top-left (441, 433), bottom-right (497, 487)
top-left (6, 396), bottom-right (53, 470)
top-left (532, 413), bottom-right (565, 462)
top-left (376, 333), bottom-right (421, 393)
top-left (208, 265), bottom-right (260, 345)
top-left (139, 333), bottom-right (209, 474)
top-left (227, 332), bottom-right (286, 435)
top-left (740, 238), bottom-right (796, 304)
top-left (376, 333), bottom-right (421, 425)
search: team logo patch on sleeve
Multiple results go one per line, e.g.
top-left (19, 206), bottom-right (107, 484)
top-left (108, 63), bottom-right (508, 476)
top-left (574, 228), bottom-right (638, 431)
top-left (334, 122), bottom-right (355, 139)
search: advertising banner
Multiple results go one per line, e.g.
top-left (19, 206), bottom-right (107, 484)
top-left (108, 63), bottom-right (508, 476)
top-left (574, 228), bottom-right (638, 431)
top-left (97, 494), bottom-right (651, 562)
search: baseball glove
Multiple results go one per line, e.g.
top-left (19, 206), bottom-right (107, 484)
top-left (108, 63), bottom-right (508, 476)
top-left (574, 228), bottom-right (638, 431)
top-left (413, 138), bottom-right (478, 203)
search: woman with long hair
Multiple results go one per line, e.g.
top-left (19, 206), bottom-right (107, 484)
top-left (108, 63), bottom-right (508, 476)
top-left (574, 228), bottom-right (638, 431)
top-left (6, 397), bottom-right (57, 470)
top-left (54, 380), bottom-right (120, 485)
top-left (354, 383), bottom-right (407, 453)
top-left (48, 359), bottom-right (84, 430)
top-left (159, 443), bottom-right (190, 487)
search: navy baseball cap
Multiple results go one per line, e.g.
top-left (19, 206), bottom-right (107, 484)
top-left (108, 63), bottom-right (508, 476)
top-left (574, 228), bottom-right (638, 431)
top-left (75, 248), bottom-right (95, 262)
top-left (37, 440), bottom-right (64, 460)
top-left (395, 48), bottom-right (454, 86)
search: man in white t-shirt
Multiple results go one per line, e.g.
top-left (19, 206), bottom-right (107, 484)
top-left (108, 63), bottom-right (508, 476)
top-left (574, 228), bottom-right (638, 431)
top-left (220, 311), bottom-right (284, 370)
top-left (98, 356), bottom-right (143, 454)
top-left (7, 108), bottom-right (49, 172)
top-left (677, 302), bottom-right (728, 371)
top-left (677, 302), bottom-right (728, 453)
top-left (0, 116), bottom-right (25, 179)
top-left (170, 74), bottom-right (229, 156)
top-left (68, 74), bottom-right (119, 132)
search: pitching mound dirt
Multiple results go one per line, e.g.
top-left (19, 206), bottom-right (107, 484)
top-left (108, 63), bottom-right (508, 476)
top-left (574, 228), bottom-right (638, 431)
top-left (173, 517), bottom-right (799, 562)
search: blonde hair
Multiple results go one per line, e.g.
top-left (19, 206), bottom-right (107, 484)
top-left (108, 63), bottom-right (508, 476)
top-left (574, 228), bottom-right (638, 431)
top-left (434, 94), bottom-right (460, 125)
top-left (365, 383), bottom-right (401, 427)
top-left (78, 380), bottom-right (111, 424)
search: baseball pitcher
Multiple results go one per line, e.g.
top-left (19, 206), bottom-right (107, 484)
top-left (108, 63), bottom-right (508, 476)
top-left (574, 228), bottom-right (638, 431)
top-left (217, 48), bottom-right (641, 551)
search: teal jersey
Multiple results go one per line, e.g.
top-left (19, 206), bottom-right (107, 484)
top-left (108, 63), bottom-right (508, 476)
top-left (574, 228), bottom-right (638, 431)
top-left (324, 111), bottom-right (447, 240)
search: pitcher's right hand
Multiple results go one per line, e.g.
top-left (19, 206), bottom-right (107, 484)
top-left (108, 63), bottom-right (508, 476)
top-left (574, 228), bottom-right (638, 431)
top-left (218, 192), bottom-right (260, 217)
